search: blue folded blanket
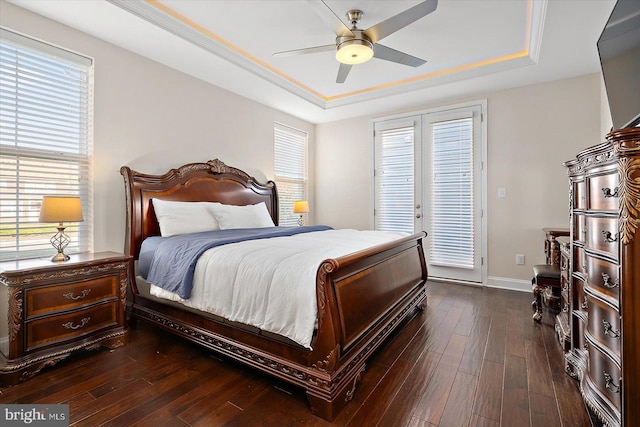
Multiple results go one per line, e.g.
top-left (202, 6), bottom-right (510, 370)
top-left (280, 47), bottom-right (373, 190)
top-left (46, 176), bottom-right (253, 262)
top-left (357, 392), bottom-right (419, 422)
top-left (144, 225), bottom-right (332, 299)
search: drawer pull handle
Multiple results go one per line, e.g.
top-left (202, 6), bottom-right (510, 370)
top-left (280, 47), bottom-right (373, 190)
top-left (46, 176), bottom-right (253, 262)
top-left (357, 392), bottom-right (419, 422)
top-left (603, 371), bottom-right (621, 393)
top-left (581, 296), bottom-right (588, 310)
top-left (601, 187), bottom-right (619, 198)
top-left (562, 304), bottom-right (569, 313)
top-left (602, 231), bottom-right (618, 243)
top-left (602, 273), bottom-right (619, 289)
top-left (603, 320), bottom-right (620, 339)
top-left (63, 289), bottom-right (91, 300)
top-left (562, 285), bottom-right (568, 292)
top-left (62, 317), bottom-right (90, 330)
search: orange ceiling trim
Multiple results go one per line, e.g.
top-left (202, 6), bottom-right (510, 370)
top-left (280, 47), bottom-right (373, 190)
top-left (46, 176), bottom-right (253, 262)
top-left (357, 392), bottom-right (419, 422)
top-left (146, 0), bottom-right (327, 100)
top-left (148, 0), bottom-right (533, 103)
top-left (324, 50), bottom-right (530, 101)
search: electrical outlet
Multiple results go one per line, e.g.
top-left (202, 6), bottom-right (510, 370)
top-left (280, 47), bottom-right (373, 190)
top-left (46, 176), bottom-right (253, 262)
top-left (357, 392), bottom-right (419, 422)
top-left (516, 254), bottom-right (525, 265)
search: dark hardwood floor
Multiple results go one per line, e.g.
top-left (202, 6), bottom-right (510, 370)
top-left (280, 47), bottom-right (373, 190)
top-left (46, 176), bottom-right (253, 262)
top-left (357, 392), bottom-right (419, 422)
top-left (0, 281), bottom-right (591, 426)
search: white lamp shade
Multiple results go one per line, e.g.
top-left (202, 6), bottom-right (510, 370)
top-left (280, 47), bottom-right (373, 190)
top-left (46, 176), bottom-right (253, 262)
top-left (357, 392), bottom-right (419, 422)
top-left (39, 196), bottom-right (84, 223)
top-left (293, 200), bottom-right (309, 213)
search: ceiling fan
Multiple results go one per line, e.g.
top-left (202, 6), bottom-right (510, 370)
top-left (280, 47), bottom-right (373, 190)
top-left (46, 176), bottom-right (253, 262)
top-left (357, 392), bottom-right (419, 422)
top-left (273, 0), bottom-right (438, 84)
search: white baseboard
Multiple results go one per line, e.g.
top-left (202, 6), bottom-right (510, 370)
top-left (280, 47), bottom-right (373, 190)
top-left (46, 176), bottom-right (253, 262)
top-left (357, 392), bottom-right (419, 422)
top-left (487, 276), bottom-right (531, 293)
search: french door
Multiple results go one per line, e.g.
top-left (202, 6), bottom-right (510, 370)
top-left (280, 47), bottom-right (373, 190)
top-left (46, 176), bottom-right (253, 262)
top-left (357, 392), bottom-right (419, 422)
top-left (374, 104), bottom-right (485, 283)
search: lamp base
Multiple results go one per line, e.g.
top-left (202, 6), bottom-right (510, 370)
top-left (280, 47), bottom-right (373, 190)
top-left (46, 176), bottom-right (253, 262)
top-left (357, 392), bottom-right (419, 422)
top-left (50, 225), bottom-right (71, 262)
top-left (51, 252), bottom-right (71, 262)
top-left (297, 215), bottom-right (305, 227)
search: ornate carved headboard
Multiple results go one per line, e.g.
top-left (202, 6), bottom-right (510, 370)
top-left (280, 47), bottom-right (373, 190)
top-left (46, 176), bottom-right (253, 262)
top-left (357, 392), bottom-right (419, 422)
top-left (120, 159), bottom-right (278, 260)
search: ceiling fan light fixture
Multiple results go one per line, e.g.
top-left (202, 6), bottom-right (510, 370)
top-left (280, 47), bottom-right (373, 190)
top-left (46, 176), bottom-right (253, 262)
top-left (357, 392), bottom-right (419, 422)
top-left (335, 39), bottom-right (374, 65)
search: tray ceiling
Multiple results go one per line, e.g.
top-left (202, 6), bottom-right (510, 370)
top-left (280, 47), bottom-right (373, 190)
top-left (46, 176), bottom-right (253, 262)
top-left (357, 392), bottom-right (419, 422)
top-left (6, 0), bottom-right (616, 123)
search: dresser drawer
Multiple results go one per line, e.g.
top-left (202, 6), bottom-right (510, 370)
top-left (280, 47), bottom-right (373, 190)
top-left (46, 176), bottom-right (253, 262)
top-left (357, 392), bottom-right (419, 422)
top-left (588, 172), bottom-right (619, 211)
top-left (571, 313), bottom-right (586, 352)
top-left (572, 276), bottom-right (586, 313)
top-left (586, 295), bottom-right (620, 357)
top-left (573, 214), bottom-right (586, 243)
top-left (585, 216), bottom-right (619, 258)
top-left (26, 275), bottom-right (118, 319)
top-left (587, 344), bottom-right (621, 411)
top-left (573, 245), bottom-right (587, 275)
top-left (573, 180), bottom-right (587, 210)
top-left (25, 302), bottom-right (119, 352)
top-left (586, 255), bottom-right (619, 302)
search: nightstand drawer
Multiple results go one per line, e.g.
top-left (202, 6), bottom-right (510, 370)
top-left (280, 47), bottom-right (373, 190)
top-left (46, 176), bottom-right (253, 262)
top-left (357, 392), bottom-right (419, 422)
top-left (26, 276), bottom-right (118, 318)
top-left (25, 302), bottom-right (118, 352)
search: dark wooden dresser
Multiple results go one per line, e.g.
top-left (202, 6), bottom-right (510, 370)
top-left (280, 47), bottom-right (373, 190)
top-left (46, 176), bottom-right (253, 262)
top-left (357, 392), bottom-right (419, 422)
top-left (0, 252), bottom-right (131, 385)
top-left (564, 127), bottom-right (640, 427)
top-left (555, 235), bottom-right (571, 352)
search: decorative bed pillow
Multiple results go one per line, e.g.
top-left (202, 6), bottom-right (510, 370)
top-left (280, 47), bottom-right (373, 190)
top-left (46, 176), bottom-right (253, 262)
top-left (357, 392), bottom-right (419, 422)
top-left (210, 202), bottom-right (276, 229)
top-left (152, 199), bottom-right (221, 237)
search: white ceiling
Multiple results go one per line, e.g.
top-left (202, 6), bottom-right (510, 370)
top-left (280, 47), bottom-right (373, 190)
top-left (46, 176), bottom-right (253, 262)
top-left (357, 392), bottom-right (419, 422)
top-left (7, 0), bottom-right (616, 124)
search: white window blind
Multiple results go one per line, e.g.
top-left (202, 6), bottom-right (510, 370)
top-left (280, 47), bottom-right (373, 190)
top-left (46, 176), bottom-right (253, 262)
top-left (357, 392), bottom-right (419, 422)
top-left (374, 121), bottom-right (415, 234)
top-left (0, 28), bottom-right (93, 260)
top-left (274, 123), bottom-right (307, 227)
top-left (429, 117), bottom-right (474, 268)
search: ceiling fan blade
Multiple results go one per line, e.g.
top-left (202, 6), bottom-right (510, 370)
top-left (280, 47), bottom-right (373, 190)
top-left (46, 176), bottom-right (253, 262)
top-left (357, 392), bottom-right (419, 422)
top-left (307, 0), bottom-right (354, 37)
top-left (364, 0), bottom-right (438, 44)
top-left (336, 63), bottom-right (352, 83)
top-left (373, 44), bottom-right (426, 67)
top-left (273, 44), bottom-right (335, 58)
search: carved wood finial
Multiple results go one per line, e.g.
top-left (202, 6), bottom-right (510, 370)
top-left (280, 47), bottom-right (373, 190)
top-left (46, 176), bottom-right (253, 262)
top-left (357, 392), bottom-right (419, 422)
top-left (312, 344), bottom-right (340, 372)
top-left (610, 127), bottom-right (640, 245)
top-left (619, 156), bottom-right (640, 244)
top-left (208, 159), bottom-right (228, 174)
top-left (8, 288), bottom-right (23, 342)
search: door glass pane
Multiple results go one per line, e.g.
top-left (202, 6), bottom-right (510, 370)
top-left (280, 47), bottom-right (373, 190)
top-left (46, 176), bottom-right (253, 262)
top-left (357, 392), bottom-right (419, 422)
top-left (430, 118), bottom-right (474, 268)
top-left (374, 124), bottom-right (415, 234)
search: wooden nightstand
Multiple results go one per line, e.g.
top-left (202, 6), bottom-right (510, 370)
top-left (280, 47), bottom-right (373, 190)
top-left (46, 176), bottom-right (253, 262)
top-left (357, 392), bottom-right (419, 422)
top-left (0, 251), bottom-right (131, 386)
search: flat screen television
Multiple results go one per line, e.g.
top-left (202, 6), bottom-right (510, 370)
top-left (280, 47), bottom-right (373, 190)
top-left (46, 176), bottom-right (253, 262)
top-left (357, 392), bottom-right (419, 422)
top-left (597, 0), bottom-right (640, 130)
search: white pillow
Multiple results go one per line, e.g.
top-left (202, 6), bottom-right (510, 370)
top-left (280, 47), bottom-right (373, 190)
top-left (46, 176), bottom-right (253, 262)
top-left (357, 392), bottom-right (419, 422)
top-left (152, 199), bottom-right (221, 237)
top-left (210, 202), bottom-right (275, 229)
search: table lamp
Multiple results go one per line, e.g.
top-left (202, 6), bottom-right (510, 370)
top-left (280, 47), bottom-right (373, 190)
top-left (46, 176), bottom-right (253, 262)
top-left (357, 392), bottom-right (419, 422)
top-left (293, 200), bottom-right (309, 226)
top-left (39, 196), bottom-right (84, 262)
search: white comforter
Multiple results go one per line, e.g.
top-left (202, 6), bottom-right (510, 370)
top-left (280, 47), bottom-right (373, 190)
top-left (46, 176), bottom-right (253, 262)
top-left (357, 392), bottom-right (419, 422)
top-left (150, 229), bottom-right (407, 349)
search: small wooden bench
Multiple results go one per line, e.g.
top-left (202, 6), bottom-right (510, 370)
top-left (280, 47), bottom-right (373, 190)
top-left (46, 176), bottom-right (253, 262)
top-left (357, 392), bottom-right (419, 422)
top-left (531, 264), bottom-right (561, 322)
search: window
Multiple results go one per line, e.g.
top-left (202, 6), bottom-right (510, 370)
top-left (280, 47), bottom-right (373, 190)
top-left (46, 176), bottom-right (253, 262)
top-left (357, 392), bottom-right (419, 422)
top-left (0, 28), bottom-right (93, 260)
top-left (274, 123), bottom-right (307, 227)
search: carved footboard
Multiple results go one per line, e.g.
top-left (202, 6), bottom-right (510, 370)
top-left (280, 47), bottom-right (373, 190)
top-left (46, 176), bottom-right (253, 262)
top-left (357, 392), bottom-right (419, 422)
top-left (307, 232), bottom-right (428, 420)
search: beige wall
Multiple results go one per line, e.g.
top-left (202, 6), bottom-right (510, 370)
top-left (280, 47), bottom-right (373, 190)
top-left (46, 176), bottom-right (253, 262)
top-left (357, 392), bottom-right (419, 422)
top-left (1, 1), bottom-right (315, 255)
top-left (3, 1), bottom-right (608, 287)
top-left (316, 74), bottom-right (603, 284)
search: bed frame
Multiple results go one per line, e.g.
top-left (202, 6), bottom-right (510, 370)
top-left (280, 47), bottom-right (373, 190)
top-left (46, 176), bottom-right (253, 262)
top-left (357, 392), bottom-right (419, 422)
top-left (120, 158), bottom-right (428, 420)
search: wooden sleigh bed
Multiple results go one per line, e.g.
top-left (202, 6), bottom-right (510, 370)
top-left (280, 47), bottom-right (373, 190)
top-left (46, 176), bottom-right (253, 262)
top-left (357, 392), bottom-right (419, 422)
top-left (120, 158), bottom-right (428, 420)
